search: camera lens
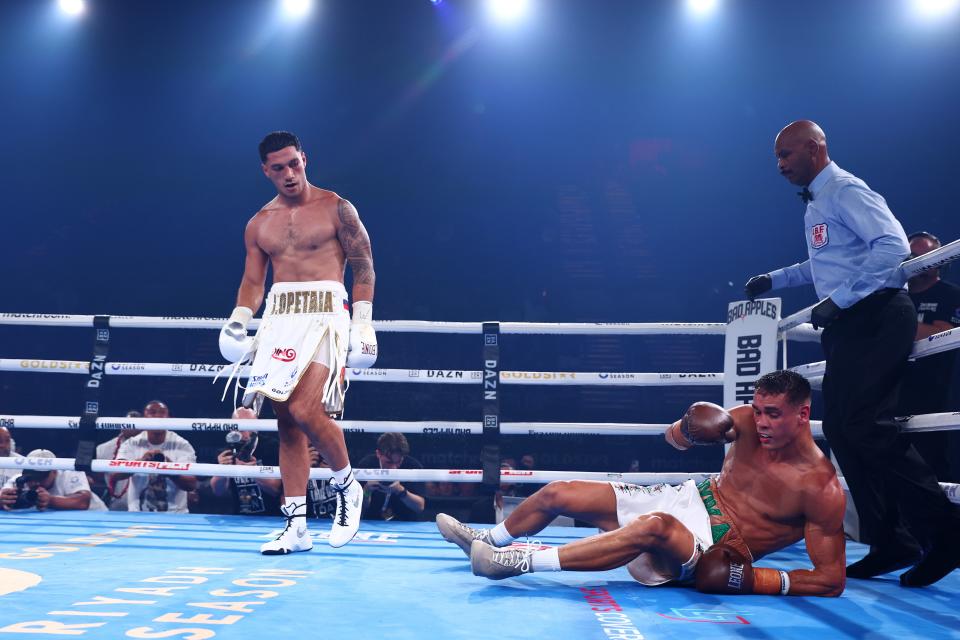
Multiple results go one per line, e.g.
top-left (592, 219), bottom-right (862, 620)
top-left (12, 478), bottom-right (39, 509)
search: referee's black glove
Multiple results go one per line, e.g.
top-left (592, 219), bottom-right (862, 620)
top-left (744, 274), bottom-right (772, 300)
top-left (810, 298), bottom-right (841, 330)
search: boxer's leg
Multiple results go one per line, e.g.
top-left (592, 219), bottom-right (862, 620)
top-left (471, 512), bottom-right (696, 580)
top-left (507, 480), bottom-right (621, 534)
top-left (558, 512), bottom-right (695, 571)
top-left (260, 404), bottom-right (314, 555)
top-left (438, 481), bottom-right (619, 556)
top-left (287, 363), bottom-right (350, 471)
top-left (274, 406), bottom-right (311, 497)
top-left (287, 362), bottom-right (361, 548)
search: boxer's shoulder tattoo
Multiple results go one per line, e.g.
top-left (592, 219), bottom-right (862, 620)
top-left (337, 198), bottom-right (375, 285)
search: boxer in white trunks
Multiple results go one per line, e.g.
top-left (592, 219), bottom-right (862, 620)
top-left (437, 371), bottom-right (847, 597)
top-left (219, 131), bottom-right (377, 554)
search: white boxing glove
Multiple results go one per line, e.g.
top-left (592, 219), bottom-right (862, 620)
top-left (219, 306), bottom-right (255, 363)
top-left (347, 301), bottom-right (377, 368)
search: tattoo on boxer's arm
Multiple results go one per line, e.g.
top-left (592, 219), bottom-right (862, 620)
top-left (337, 199), bottom-right (375, 286)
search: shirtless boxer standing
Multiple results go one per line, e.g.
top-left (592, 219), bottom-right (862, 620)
top-left (219, 131), bottom-right (377, 554)
top-left (437, 370), bottom-right (847, 596)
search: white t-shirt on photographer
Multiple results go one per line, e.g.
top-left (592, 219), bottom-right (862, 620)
top-left (117, 432), bottom-right (197, 513)
top-left (4, 470), bottom-right (107, 511)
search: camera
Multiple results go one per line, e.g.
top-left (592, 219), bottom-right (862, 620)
top-left (225, 430), bottom-right (258, 463)
top-left (12, 475), bottom-right (39, 509)
top-left (150, 452), bottom-right (166, 463)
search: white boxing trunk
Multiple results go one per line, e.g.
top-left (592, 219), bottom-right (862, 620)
top-left (243, 280), bottom-right (350, 413)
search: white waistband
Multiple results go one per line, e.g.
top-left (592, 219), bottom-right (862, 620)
top-left (268, 280), bottom-right (347, 297)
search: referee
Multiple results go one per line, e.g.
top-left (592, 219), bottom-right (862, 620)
top-left (743, 120), bottom-right (960, 587)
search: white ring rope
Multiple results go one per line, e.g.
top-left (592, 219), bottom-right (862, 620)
top-left (0, 455), bottom-right (702, 485)
top-left (3, 413), bottom-right (959, 437)
top-left (782, 324), bottom-right (823, 343)
top-left (0, 455), bottom-right (957, 506)
top-left (778, 237), bottom-right (960, 332)
top-left (0, 314), bottom-right (833, 345)
top-left (0, 416), bottom-right (484, 435)
top-left (0, 315), bottom-right (728, 335)
top-left (500, 322), bottom-right (724, 336)
top-left (0, 360), bottom-right (723, 386)
top-left (500, 423), bottom-right (674, 436)
top-left (791, 326), bottom-right (960, 380)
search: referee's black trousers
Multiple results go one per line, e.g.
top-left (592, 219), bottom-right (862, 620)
top-left (821, 289), bottom-right (959, 549)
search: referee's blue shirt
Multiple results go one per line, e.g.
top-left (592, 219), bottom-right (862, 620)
top-left (768, 162), bottom-right (909, 309)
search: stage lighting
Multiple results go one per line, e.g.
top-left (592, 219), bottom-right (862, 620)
top-left (686, 0), bottom-right (719, 18)
top-left (486, 0), bottom-right (532, 25)
top-left (911, 0), bottom-right (959, 19)
top-left (58, 0), bottom-right (85, 16)
top-left (281, 0), bottom-right (313, 20)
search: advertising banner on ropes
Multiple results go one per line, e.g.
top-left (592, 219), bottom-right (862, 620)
top-left (724, 298), bottom-right (781, 407)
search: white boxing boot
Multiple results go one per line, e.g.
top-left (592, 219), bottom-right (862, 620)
top-left (329, 475), bottom-right (362, 548)
top-left (261, 501), bottom-right (313, 555)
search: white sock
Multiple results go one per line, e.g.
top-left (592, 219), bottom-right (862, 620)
top-left (531, 548), bottom-right (561, 572)
top-left (489, 522), bottom-right (515, 547)
top-left (284, 496), bottom-right (307, 516)
top-left (331, 465), bottom-right (353, 486)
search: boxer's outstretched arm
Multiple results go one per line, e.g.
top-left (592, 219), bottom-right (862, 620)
top-left (790, 479), bottom-right (846, 596)
top-left (236, 216), bottom-right (269, 312)
top-left (337, 198), bottom-right (375, 304)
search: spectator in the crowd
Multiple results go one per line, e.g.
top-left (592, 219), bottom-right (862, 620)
top-left (357, 433), bottom-right (426, 521)
top-left (898, 231), bottom-right (960, 481)
top-left (210, 408), bottom-right (282, 516)
top-left (519, 454), bottom-right (536, 471)
top-left (426, 481), bottom-right (456, 498)
top-left (306, 445), bottom-right (339, 520)
top-left (0, 427), bottom-right (14, 456)
top-left (115, 400), bottom-right (198, 513)
top-left (457, 481), bottom-right (478, 498)
top-left (516, 453), bottom-right (539, 497)
top-left (493, 462), bottom-right (517, 522)
top-left (91, 410), bottom-right (143, 510)
top-left (0, 427), bottom-right (17, 487)
top-left (1, 449), bottom-right (107, 511)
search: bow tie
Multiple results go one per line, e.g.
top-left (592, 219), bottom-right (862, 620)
top-left (798, 187), bottom-right (813, 204)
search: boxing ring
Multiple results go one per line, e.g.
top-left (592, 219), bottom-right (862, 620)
top-left (2, 240), bottom-right (960, 639)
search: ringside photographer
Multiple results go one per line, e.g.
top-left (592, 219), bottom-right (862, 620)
top-left (1, 449), bottom-right (106, 512)
top-left (114, 400), bottom-right (198, 513)
top-left (210, 408), bottom-right (282, 516)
